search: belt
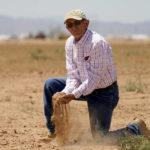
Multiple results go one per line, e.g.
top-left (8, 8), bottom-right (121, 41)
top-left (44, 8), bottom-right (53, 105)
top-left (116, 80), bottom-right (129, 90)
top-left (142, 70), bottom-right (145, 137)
top-left (94, 81), bottom-right (117, 93)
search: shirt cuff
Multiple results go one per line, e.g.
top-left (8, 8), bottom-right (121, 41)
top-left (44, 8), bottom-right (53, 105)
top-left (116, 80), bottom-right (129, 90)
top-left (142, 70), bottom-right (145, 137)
top-left (72, 89), bottom-right (82, 99)
top-left (61, 88), bottom-right (70, 94)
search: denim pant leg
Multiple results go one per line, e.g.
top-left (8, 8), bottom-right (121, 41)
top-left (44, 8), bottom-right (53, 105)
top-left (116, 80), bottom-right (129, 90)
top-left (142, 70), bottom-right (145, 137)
top-left (126, 123), bottom-right (142, 135)
top-left (43, 77), bottom-right (66, 133)
top-left (108, 123), bottom-right (142, 137)
top-left (87, 99), bottom-right (113, 138)
top-left (84, 84), bottom-right (119, 138)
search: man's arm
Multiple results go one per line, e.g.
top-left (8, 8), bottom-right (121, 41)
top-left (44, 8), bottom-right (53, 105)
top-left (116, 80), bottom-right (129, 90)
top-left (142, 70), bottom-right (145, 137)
top-left (61, 38), bottom-right (81, 94)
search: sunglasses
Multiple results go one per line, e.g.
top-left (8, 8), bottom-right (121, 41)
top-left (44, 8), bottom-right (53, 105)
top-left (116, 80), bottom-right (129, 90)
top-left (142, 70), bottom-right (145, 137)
top-left (66, 20), bottom-right (83, 28)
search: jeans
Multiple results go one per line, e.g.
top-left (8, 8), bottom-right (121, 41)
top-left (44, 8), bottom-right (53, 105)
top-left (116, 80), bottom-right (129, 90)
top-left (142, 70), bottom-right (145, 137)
top-left (43, 77), bottom-right (142, 138)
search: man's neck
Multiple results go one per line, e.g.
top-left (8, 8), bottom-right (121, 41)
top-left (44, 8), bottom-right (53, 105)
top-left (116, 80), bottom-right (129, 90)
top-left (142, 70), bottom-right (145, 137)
top-left (75, 28), bottom-right (88, 42)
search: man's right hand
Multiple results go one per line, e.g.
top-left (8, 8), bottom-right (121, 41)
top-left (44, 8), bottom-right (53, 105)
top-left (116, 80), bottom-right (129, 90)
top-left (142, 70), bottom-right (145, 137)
top-left (52, 92), bottom-right (66, 104)
top-left (52, 92), bottom-right (73, 104)
top-left (53, 92), bottom-right (66, 99)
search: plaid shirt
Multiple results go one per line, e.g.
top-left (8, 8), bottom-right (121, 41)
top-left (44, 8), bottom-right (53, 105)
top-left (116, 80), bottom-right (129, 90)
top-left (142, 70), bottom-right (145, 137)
top-left (62, 29), bottom-right (117, 98)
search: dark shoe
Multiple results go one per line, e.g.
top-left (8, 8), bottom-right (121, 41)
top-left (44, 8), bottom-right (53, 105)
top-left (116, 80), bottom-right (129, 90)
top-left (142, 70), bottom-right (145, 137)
top-left (135, 119), bottom-right (150, 140)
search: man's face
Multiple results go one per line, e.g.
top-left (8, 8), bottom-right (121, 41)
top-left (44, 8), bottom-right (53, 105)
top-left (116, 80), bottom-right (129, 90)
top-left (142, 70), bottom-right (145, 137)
top-left (65, 19), bottom-right (89, 40)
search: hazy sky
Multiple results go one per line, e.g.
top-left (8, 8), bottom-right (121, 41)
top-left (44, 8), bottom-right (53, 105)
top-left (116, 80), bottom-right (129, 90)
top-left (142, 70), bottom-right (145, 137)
top-left (0, 0), bottom-right (150, 23)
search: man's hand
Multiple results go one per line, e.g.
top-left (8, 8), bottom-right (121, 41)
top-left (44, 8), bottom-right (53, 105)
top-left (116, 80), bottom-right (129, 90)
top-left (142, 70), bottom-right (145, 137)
top-left (62, 94), bottom-right (75, 100)
top-left (52, 92), bottom-right (75, 104)
top-left (53, 92), bottom-right (66, 99)
top-left (52, 92), bottom-right (66, 103)
top-left (60, 94), bottom-right (75, 104)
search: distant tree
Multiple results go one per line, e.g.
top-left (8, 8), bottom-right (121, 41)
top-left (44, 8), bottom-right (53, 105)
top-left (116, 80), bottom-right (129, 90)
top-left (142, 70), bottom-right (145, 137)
top-left (35, 31), bottom-right (46, 39)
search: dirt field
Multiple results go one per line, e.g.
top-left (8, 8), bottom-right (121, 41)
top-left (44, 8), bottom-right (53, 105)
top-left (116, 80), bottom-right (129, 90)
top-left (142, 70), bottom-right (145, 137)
top-left (0, 39), bottom-right (150, 150)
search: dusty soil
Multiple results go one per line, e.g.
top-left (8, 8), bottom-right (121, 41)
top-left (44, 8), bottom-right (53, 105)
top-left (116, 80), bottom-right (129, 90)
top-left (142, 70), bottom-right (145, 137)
top-left (0, 39), bottom-right (150, 150)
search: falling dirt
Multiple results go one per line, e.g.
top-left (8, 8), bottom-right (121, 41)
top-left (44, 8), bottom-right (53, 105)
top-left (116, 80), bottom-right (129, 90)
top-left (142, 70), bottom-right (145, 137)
top-left (52, 93), bottom-right (70, 145)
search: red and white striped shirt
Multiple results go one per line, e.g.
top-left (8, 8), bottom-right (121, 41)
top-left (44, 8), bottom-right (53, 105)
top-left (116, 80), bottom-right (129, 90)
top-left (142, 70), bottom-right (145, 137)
top-left (62, 29), bottom-right (117, 98)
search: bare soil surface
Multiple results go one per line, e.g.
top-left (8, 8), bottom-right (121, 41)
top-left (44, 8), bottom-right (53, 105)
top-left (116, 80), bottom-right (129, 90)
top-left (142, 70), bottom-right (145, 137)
top-left (0, 39), bottom-right (150, 150)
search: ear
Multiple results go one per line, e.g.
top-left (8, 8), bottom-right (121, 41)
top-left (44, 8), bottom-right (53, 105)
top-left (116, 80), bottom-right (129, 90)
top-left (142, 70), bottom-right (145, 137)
top-left (85, 19), bottom-right (90, 27)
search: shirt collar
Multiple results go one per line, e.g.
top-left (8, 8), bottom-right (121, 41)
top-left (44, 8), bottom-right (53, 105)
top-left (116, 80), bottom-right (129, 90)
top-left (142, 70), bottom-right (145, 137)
top-left (73, 29), bottom-right (91, 45)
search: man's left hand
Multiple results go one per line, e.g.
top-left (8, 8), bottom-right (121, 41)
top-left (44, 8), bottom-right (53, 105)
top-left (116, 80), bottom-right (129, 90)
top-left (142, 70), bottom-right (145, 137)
top-left (58, 94), bottom-right (75, 104)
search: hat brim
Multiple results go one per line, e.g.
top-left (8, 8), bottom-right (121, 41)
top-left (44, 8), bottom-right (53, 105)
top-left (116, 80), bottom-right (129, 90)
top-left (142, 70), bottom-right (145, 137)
top-left (64, 16), bottom-right (82, 24)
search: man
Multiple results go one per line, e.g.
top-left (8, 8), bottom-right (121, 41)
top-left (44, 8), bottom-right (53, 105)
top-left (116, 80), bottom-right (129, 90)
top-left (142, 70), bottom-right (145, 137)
top-left (43, 9), bottom-right (150, 142)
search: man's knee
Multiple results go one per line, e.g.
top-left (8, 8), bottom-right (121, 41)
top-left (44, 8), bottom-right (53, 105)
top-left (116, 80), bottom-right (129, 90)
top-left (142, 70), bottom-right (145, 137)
top-left (44, 77), bottom-right (66, 95)
top-left (44, 78), bottom-right (56, 90)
